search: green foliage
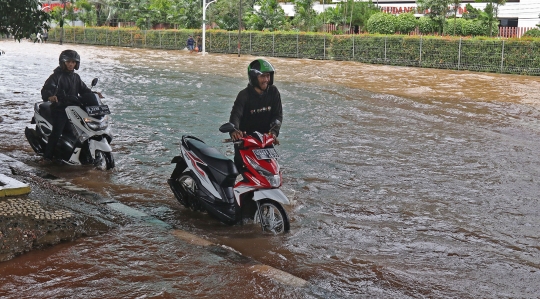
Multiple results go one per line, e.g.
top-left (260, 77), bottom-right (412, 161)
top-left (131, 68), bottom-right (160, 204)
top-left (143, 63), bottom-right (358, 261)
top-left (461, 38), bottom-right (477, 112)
top-left (332, 0), bottom-right (380, 32)
top-left (523, 28), bottom-right (540, 38)
top-left (0, 0), bottom-right (51, 41)
top-left (208, 0), bottom-right (251, 31)
top-left (396, 13), bottom-right (417, 34)
top-left (75, 0), bottom-right (98, 26)
top-left (46, 26), bottom-right (540, 76)
top-left (417, 16), bottom-right (436, 34)
top-left (245, 0), bottom-right (287, 31)
top-left (292, 0), bottom-right (320, 32)
top-left (366, 12), bottom-right (396, 34)
top-left (416, 0), bottom-right (452, 34)
top-left (317, 6), bottom-right (343, 26)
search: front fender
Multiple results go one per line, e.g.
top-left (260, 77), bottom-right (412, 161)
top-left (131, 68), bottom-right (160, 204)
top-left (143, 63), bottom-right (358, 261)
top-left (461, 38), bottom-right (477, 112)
top-left (89, 138), bottom-right (112, 158)
top-left (252, 189), bottom-right (290, 206)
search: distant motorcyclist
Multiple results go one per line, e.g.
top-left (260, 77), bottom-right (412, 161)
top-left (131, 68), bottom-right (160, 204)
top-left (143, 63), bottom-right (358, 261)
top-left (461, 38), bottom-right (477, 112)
top-left (40, 49), bottom-right (98, 161)
top-left (228, 59), bottom-right (283, 170)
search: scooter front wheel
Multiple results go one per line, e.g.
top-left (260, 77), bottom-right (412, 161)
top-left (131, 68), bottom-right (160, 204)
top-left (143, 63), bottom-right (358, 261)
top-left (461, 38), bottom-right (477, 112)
top-left (256, 199), bottom-right (290, 234)
top-left (94, 150), bottom-right (115, 170)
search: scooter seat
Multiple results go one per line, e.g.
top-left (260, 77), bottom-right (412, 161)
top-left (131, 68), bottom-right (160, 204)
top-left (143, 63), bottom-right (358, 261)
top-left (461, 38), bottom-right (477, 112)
top-left (185, 138), bottom-right (238, 177)
top-left (36, 102), bottom-right (53, 124)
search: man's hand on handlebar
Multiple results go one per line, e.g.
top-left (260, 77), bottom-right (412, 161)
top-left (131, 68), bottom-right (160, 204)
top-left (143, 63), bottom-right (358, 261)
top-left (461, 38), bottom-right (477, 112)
top-left (269, 132), bottom-right (280, 145)
top-left (94, 91), bottom-right (105, 99)
top-left (48, 96), bottom-right (58, 103)
top-left (230, 130), bottom-right (245, 141)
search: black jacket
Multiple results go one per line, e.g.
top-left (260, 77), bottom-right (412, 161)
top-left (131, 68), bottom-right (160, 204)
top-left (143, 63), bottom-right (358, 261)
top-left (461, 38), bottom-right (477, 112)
top-left (41, 67), bottom-right (92, 108)
top-left (229, 84), bottom-right (283, 136)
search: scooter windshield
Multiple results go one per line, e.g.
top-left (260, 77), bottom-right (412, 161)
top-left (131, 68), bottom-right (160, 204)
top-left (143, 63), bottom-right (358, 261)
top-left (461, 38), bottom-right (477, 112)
top-left (79, 93), bottom-right (102, 107)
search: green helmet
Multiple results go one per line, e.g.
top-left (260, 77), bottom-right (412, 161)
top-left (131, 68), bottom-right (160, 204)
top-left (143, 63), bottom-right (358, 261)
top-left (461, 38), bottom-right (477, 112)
top-left (247, 59), bottom-right (275, 89)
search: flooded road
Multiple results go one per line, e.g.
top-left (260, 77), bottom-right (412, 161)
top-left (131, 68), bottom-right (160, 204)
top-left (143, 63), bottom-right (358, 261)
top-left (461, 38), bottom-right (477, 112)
top-left (1, 40), bottom-right (540, 298)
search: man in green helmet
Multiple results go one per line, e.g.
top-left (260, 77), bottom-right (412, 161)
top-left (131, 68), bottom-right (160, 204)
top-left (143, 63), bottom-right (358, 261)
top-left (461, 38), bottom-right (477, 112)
top-left (228, 58), bottom-right (283, 170)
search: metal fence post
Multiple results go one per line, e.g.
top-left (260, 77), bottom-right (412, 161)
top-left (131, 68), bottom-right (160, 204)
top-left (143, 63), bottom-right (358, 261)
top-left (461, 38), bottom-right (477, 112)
top-left (419, 36), bottom-right (422, 64)
top-left (297, 33), bottom-right (299, 58)
top-left (458, 37), bottom-right (462, 70)
top-left (324, 35), bottom-right (326, 59)
top-left (273, 33), bottom-right (275, 57)
top-left (159, 31), bottom-right (162, 48)
top-left (384, 36), bottom-right (387, 62)
top-left (229, 32), bottom-right (231, 53)
top-left (250, 32), bottom-right (252, 53)
top-left (352, 35), bottom-right (355, 60)
top-left (500, 40), bottom-right (505, 73)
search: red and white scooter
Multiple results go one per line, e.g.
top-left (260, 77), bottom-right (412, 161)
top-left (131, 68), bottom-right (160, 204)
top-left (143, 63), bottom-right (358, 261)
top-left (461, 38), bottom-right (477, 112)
top-left (168, 121), bottom-right (290, 234)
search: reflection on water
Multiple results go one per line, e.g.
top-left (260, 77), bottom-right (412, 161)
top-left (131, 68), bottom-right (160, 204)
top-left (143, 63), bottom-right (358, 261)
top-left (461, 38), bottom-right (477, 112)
top-left (1, 41), bottom-right (540, 298)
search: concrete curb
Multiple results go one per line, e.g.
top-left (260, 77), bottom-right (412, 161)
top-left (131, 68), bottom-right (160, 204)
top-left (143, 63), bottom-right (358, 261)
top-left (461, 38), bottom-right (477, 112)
top-left (0, 153), bottom-right (309, 289)
top-left (0, 173), bottom-right (31, 197)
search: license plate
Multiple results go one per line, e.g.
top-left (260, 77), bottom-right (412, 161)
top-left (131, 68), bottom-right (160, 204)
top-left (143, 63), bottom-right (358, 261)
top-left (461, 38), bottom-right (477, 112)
top-left (86, 105), bottom-right (111, 116)
top-left (253, 148), bottom-right (279, 160)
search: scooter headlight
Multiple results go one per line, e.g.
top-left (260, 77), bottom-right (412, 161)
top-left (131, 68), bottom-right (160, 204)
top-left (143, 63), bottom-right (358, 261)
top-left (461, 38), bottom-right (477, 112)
top-left (84, 115), bottom-right (109, 131)
top-left (245, 156), bottom-right (281, 187)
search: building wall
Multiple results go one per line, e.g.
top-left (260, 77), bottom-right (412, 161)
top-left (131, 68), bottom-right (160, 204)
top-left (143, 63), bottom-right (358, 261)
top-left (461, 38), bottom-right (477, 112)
top-left (280, 0), bottom-right (540, 28)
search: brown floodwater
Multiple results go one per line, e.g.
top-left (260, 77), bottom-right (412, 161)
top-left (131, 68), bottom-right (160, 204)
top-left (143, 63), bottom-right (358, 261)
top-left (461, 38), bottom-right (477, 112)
top-left (0, 40), bottom-right (539, 298)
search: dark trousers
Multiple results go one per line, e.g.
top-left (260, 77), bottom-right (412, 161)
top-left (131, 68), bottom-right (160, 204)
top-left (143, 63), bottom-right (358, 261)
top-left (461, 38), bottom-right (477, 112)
top-left (234, 145), bottom-right (243, 173)
top-left (44, 109), bottom-right (69, 159)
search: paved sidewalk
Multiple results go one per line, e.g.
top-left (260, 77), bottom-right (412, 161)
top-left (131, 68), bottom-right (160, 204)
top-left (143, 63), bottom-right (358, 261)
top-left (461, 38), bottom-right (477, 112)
top-left (0, 153), bottom-right (130, 262)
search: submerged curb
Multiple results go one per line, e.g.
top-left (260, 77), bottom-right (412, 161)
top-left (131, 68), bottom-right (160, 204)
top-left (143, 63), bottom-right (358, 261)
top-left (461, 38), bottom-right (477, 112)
top-left (0, 174), bottom-right (31, 197)
top-left (0, 153), bottom-right (308, 288)
top-left (0, 154), bottom-right (32, 198)
top-left (170, 229), bottom-right (309, 288)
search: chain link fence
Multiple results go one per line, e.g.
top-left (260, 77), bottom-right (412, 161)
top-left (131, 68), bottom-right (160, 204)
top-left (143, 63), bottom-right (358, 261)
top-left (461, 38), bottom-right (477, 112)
top-left (32, 28), bottom-right (540, 76)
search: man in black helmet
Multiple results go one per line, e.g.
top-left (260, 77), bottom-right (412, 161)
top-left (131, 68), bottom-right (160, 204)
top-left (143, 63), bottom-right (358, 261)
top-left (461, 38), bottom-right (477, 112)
top-left (40, 49), bottom-right (95, 161)
top-left (228, 58), bottom-right (283, 170)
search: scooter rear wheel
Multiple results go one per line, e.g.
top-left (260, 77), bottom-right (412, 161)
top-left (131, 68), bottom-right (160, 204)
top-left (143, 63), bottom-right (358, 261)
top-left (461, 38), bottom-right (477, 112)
top-left (256, 199), bottom-right (290, 234)
top-left (177, 172), bottom-right (203, 211)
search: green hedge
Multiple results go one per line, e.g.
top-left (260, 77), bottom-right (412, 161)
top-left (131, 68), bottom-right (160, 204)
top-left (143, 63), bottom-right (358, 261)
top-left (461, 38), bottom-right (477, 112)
top-left (48, 27), bottom-right (540, 76)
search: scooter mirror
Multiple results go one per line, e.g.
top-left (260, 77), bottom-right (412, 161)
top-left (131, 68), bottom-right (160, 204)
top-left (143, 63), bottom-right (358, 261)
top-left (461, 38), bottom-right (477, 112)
top-left (219, 122), bottom-right (236, 133)
top-left (91, 78), bottom-right (99, 87)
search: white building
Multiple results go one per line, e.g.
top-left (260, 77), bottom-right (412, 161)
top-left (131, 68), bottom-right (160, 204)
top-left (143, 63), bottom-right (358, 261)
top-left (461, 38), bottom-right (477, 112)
top-left (279, 0), bottom-right (540, 28)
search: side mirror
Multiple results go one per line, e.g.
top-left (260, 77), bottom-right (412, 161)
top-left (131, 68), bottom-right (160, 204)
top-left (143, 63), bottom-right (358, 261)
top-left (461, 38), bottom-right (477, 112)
top-left (219, 122), bottom-right (236, 133)
top-left (91, 78), bottom-right (99, 87)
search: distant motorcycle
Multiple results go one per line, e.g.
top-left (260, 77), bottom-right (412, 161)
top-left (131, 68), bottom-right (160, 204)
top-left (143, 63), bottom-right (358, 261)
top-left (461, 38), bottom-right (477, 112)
top-left (168, 121), bottom-right (290, 234)
top-left (25, 78), bottom-right (115, 170)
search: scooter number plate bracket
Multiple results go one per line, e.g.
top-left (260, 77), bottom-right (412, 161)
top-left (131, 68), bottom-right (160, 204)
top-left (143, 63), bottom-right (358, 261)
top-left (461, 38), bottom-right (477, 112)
top-left (253, 148), bottom-right (279, 160)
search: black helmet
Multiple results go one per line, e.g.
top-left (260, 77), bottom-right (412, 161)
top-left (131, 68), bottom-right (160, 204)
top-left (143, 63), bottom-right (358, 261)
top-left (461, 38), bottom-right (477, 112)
top-left (247, 59), bottom-right (275, 89)
top-left (59, 49), bottom-right (80, 70)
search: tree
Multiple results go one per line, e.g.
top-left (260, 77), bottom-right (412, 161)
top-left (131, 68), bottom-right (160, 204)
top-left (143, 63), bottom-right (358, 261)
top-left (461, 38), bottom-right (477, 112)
top-left (0, 0), bottom-right (51, 41)
top-left (416, 0), bottom-right (452, 34)
top-left (461, 2), bottom-right (500, 36)
top-left (292, 0), bottom-right (320, 32)
top-left (246, 0), bottom-right (287, 31)
top-left (477, 0), bottom-right (506, 37)
top-left (208, 0), bottom-right (251, 31)
top-left (396, 12), bottom-right (417, 34)
top-left (174, 0), bottom-right (202, 29)
top-left (75, 0), bottom-right (99, 26)
top-left (366, 12), bottom-right (396, 34)
top-left (449, 0), bottom-right (461, 35)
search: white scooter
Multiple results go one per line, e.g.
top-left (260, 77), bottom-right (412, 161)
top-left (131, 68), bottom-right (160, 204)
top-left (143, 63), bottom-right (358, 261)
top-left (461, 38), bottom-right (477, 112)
top-left (25, 78), bottom-right (115, 170)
